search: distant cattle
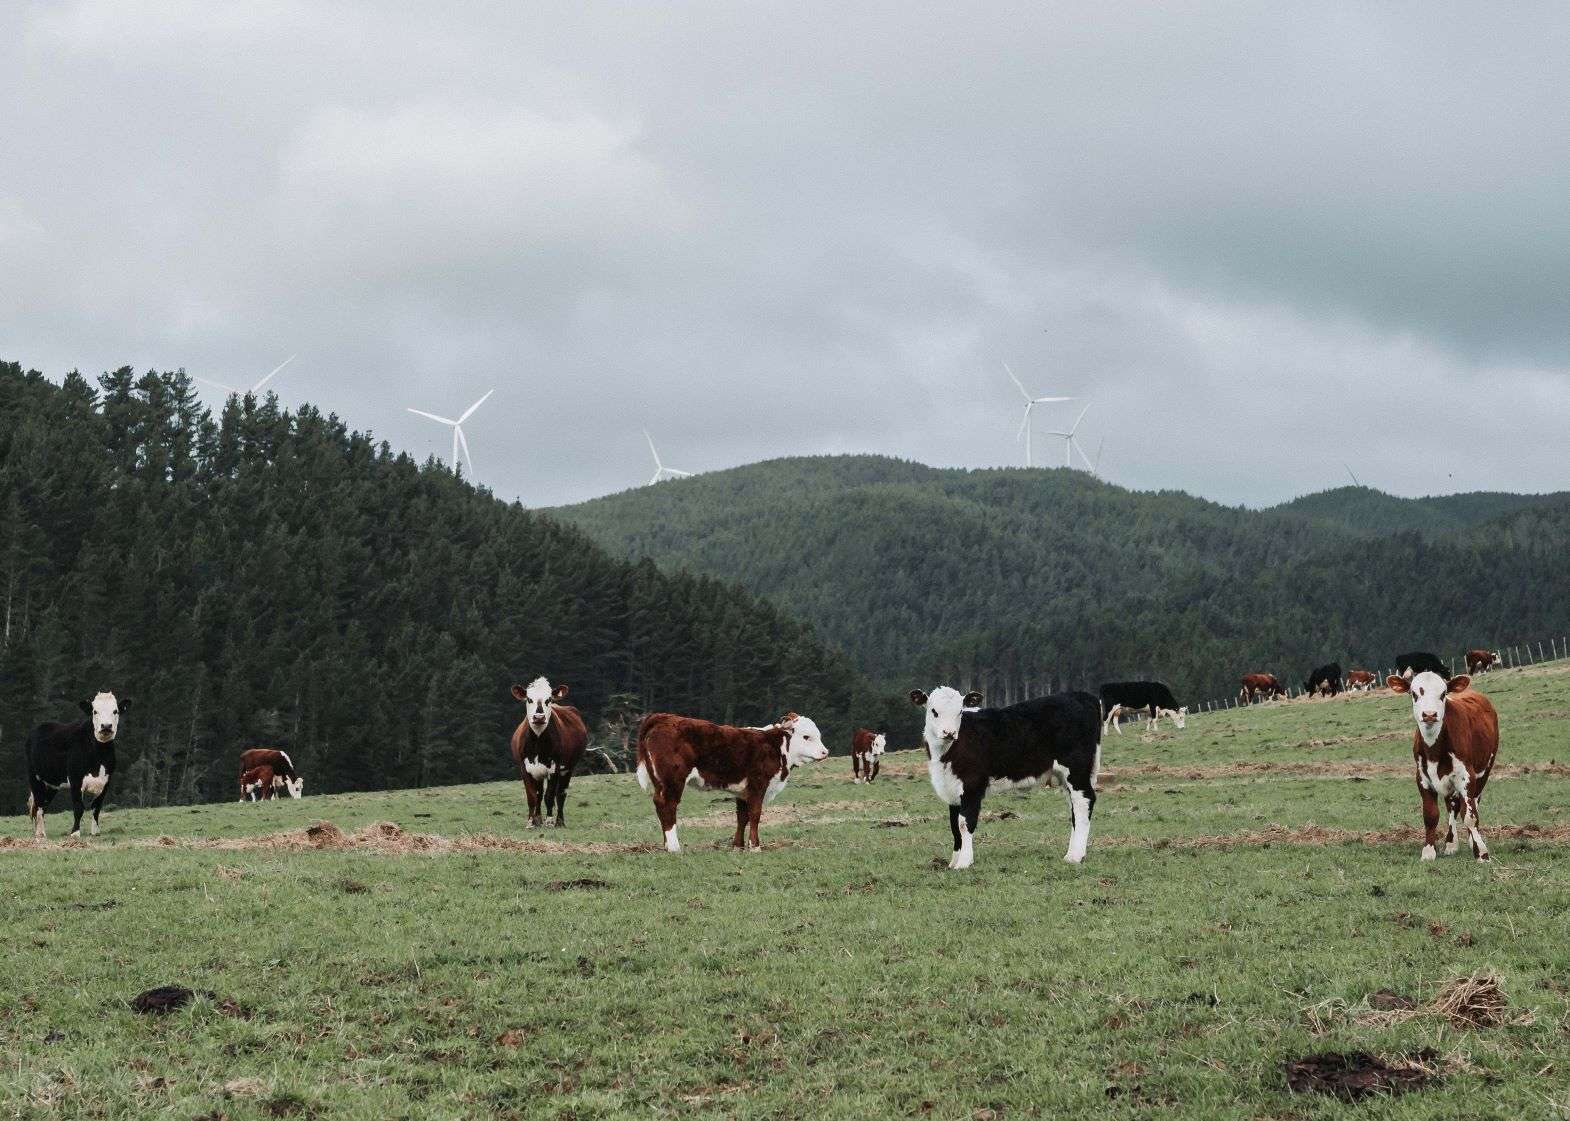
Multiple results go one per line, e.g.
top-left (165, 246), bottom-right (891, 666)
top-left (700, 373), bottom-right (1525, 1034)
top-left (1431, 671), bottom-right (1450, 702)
top-left (1344, 669), bottom-right (1378, 692)
top-left (1303, 663), bottom-right (1342, 697)
top-left (851, 728), bottom-right (886, 783)
top-left (238, 748), bottom-right (304, 799)
top-left (509, 677), bottom-right (589, 828)
top-left (1466, 649), bottom-right (1502, 675)
top-left (239, 765), bottom-right (274, 802)
top-left (910, 686), bottom-right (1101, 869)
top-left (1387, 672), bottom-right (1499, 861)
top-left (26, 692), bottom-right (128, 840)
top-left (1238, 673), bottom-right (1286, 704)
top-left (635, 711), bottom-right (829, 852)
top-left (1098, 681), bottom-right (1186, 734)
top-left (1395, 651), bottom-right (1449, 679)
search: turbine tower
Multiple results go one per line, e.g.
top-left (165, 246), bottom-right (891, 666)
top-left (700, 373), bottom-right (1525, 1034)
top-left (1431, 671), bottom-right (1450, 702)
top-left (645, 430), bottom-right (693, 485)
top-left (193, 355), bottom-right (296, 398)
top-left (1003, 363), bottom-right (1072, 467)
top-left (407, 389), bottom-right (493, 476)
top-left (1046, 404), bottom-right (1095, 470)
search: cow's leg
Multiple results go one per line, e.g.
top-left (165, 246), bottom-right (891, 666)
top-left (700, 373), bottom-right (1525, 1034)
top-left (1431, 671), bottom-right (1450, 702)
top-left (551, 770), bottom-right (572, 827)
top-left (745, 795), bottom-right (766, 852)
top-left (28, 782), bottom-right (53, 841)
top-left (520, 771), bottom-right (543, 828)
top-left (68, 783), bottom-right (86, 838)
top-left (951, 791), bottom-right (982, 870)
top-left (89, 789), bottom-right (107, 836)
top-left (852, 753), bottom-right (863, 783)
top-left (1063, 769), bottom-right (1097, 864)
top-left (731, 797), bottom-right (748, 849)
top-left (947, 805), bottom-right (963, 868)
top-left (1418, 782), bottom-right (1441, 861)
top-left (1442, 794), bottom-right (1462, 856)
top-left (655, 776), bottom-right (683, 852)
top-left (870, 758), bottom-right (879, 783)
top-left (1463, 781), bottom-right (1489, 861)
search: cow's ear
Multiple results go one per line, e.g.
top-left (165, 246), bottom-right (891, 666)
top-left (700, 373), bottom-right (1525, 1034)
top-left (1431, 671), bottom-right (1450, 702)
top-left (908, 689), bottom-right (928, 707)
top-left (1386, 675), bottom-right (1409, 693)
top-left (777, 712), bottom-right (799, 731)
top-left (118, 698), bottom-right (131, 713)
top-left (1446, 674), bottom-right (1471, 694)
top-left (963, 691), bottom-right (984, 708)
top-left (552, 684), bottom-right (570, 701)
top-left (510, 684), bottom-right (527, 701)
top-left (78, 698), bottom-right (92, 715)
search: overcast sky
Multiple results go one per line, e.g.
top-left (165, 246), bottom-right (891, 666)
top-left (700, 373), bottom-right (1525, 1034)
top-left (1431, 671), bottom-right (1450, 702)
top-left (4, 2), bottom-right (1568, 507)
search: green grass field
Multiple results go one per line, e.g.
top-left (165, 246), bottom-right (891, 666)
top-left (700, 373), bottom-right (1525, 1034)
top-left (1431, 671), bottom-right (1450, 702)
top-left (5, 666), bottom-right (1570, 1119)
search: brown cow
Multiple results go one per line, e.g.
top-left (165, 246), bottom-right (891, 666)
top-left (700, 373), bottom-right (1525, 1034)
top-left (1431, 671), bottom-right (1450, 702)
top-left (1466, 649), bottom-right (1502, 675)
top-left (237, 748), bottom-right (304, 798)
top-left (1387, 672), bottom-right (1500, 861)
top-left (239, 765), bottom-right (274, 802)
top-left (1344, 669), bottom-right (1378, 692)
top-left (1238, 673), bottom-right (1286, 704)
top-left (851, 728), bottom-right (886, 783)
top-left (509, 677), bottom-right (589, 828)
top-left (635, 712), bottom-right (829, 852)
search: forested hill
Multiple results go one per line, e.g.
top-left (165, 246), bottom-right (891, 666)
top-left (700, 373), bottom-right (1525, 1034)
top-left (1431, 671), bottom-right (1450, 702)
top-left (0, 363), bottom-right (895, 809)
top-left (1271, 486), bottom-right (1567, 535)
top-left (553, 456), bottom-right (1570, 703)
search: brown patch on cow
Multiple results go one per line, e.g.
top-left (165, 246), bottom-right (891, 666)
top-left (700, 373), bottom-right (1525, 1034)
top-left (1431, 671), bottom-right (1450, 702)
top-left (1283, 1050), bottom-right (1440, 1101)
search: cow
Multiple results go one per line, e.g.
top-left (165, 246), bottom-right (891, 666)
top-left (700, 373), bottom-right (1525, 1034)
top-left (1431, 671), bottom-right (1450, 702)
top-left (1386, 672), bottom-right (1500, 861)
top-left (635, 711), bottom-right (829, 852)
top-left (240, 765), bottom-right (274, 802)
top-left (25, 692), bottom-right (128, 840)
top-left (237, 748), bottom-right (304, 799)
top-left (1303, 662), bottom-right (1343, 697)
top-left (1238, 673), bottom-right (1287, 704)
top-left (1098, 681), bottom-right (1186, 735)
top-left (1395, 651), bottom-right (1449, 679)
top-left (851, 728), bottom-right (886, 783)
top-left (910, 686), bottom-right (1101, 870)
top-left (508, 677), bottom-right (588, 828)
top-left (1466, 649), bottom-right (1502, 675)
top-left (1344, 669), bottom-right (1378, 692)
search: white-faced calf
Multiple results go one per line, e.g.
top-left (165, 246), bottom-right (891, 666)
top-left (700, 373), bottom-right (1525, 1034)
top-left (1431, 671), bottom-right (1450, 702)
top-left (509, 677), bottom-right (588, 828)
top-left (1387, 671), bottom-right (1500, 861)
top-left (851, 728), bottom-right (886, 783)
top-left (911, 686), bottom-right (1101, 869)
top-left (26, 692), bottom-right (128, 839)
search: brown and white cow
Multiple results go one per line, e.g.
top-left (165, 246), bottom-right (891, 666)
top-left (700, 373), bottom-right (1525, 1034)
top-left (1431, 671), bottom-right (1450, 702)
top-left (1466, 649), bottom-right (1502, 675)
top-left (635, 711), bottom-right (829, 852)
top-left (240, 765), bottom-right (274, 802)
top-left (851, 728), bottom-right (886, 783)
top-left (1238, 673), bottom-right (1286, 704)
top-left (509, 677), bottom-right (589, 828)
top-left (1344, 669), bottom-right (1378, 692)
top-left (237, 748), bottom-right (304, 799)
top-left (1387, 672), bottom-right (1500, 862)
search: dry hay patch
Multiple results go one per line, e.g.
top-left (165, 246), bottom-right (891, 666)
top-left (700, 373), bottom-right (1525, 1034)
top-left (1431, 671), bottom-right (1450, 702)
top-left (1303, 972), bottom-right (1529, 1037)
top-left (141, 821), bottom-right (662, 857)
top-left (1134, 822), bottom-right (1570, 851)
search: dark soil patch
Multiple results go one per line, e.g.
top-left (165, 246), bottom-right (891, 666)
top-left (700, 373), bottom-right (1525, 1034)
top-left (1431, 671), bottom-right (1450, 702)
top-left (128, 986), bottom-right (211, 1014)
top-left (544, 878), bottom-right (611, 892)
top-left (1284, 1049), bottom-right (1440, 1101)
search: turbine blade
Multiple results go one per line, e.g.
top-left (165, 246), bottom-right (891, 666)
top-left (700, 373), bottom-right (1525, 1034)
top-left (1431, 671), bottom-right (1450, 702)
top-left (1093, 436), bottom-right (1106, 473)
top-left (458, 388), bottom-right (494, 424)
top-left (456, 425), bottom-right (473, 475)
top-left (1002, 363), bottom-right (1030, 400)
top-left (407, 408), bottom-right (457, 425)
top-left (1031, 395), bottom-right (1072, 403)
top-left (1069, 403), bottom-right (1091, 433)
top-left (1072, 437), bottom-right (1095, 470)
top-left (194, 376), bottom-right (240, 393)
top-left (644, 429), bottom-right (662, 468)
top-left (1016, 404), bottom-right (1031, 440)
top-left (251, 354), bottom-right (295, 392)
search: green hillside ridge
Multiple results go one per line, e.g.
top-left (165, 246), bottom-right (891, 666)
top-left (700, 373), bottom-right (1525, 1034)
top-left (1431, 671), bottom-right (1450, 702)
top-left (553, 455), bottom-right (1570, 702)
top-left (1271, 485), bottom-right (1568, 535)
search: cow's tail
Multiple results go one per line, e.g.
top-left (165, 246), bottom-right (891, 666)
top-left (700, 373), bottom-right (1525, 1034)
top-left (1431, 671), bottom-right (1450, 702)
top-left (634, 713), bottom-right (659, 793)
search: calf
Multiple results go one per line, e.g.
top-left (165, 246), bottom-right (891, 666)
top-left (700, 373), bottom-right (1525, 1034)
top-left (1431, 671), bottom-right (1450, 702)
top-left (910, 686), bottom-right (1101, 869)
top-left (1387, 672), bottom-right (1500, 861)
top-left (25, 692), bottom-right (128, 840)
top-left (1099, 681), bottom-right (1186, 735)
top-left (1303, 662), bottom-right (1342, 697)
top-left (851, 728), bottom-right (886, 783)
top-left (509, 677), bottom-right (588, 828)
top-left (1344, 669), bottom-right (1378, 692)
top-left (238, 748), bottom-right (304, 798)
top-left (1466, 649), bottom-right (1502, 675)
top-left (1395, 651), bottom-right (1449, 679)
top-left (240, 765), bottom-right (275, 802)
top-left (635, 711), bottom-right (829, 852)
top-left (1238, 673), bottom-right (1286, 704)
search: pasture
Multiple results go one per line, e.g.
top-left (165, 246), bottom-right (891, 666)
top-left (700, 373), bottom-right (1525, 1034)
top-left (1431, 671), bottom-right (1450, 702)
top-left (5, 667), bottom-right (1570, 1119)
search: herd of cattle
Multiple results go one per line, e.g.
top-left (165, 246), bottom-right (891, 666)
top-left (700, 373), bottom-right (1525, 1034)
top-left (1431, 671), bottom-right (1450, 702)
top-left (22, 647), bottom-right (1509, 867)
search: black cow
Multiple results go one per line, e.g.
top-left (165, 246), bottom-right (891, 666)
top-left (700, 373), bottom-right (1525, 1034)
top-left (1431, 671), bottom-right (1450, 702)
top-left (1304, 662), bottom-right (1343, 697)
top-left (910, 686), bottom-right (1101, 869)
top-left (1396, 651), bottom-right (1449, 679)
top-left (1099, 681), bottom-right (1187, 735)
top-left (25, 691), bottom-right (127, 840)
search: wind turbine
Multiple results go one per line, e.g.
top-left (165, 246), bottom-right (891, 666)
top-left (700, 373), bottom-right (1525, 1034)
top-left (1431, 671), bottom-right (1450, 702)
top-left (407, 389), bottom-right (493, 476)
top-left (644, 430), bottom-right (693, 485)
top-left (1092, 436), bottom-right (1107, 476)
top-left (1046, 403), bottom-right (1095, 470)
top-left (193, 355), bottom-right (296, 398)
top-left (1003, 363), bottom-right (1072, 467)
top-left (1343, 462), bottom-right (1362, 487)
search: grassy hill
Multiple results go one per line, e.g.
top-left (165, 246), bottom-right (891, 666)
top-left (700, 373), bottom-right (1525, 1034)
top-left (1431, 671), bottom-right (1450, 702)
top-left (6, 663), bottom-right (1570, 1118)
top-left (1271, 485), bottom-right (1568, 535)
top-left (552, 456), bottom-right (1570, 701)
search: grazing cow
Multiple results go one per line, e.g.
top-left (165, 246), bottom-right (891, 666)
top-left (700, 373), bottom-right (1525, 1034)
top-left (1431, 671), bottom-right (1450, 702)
top-left (239, 765), bottom-right (274, 802)
top-left (25, 692), bottom-right (128, 840)
top-left (1099, 681), bottom-right (1187, 735)
top-left (1344, 669), bottom-right (1378, 692)
top-left (910, 686), bottom-right (1101, 869)
top-left (237, 748), bottom-right (304, 799)
top-left (1238, 673), bottom-right (1287, 704)
top-left (509, 677), bottom-right (589, 828)
top-left (1395, 651), bottom-right (1449, 679)
top-left (1386, 672), bottom-right (1500, 861)
top-left (1466, 649), bottom-right (1502, 675)
top-left (851, 728), bottom-right (886, 783)
top-left (1303, 663), bottom-right (1343, 697)
top-left (635, 711), bottom-right (829, 852)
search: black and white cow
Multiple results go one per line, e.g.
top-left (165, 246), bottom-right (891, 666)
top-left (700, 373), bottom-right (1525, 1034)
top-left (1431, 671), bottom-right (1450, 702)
top-left (910, 686), bottom-right (1101, 869)
top-left (1098, 680), bottom-right (1187, 735)
top-left (25, 692), bottom-right (127, 840)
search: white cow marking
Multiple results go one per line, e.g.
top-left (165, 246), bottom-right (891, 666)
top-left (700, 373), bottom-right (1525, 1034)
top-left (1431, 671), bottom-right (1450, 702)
top-left (664, 827), bottom-right (680, 853)
top-left (950, 818), bottom-right (975, 870)
top-left (523, 760), bottom-right (550, 781)
top-left (927, 756), bottom-right (964, 806)
top-left (80, 768), bottom-right (109, 799)
top-left (764, 772), bottom-right (788, 803)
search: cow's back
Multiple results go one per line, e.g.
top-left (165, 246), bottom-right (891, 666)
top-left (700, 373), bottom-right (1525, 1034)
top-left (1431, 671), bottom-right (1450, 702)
top-left (852, 728), bottom-right (874, 753)
top-left (239, 748), bottom-right (295, 777)
top-left (1445, 690), bottom-right (1499, 759)
top-left (550, 705), bottom-right (589, 764)
top-left (964, 692), bottom-right (1100, 776)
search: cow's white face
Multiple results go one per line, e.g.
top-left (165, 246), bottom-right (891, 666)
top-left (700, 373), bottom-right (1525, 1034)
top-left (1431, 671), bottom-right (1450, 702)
top-left (1172, 707), bottom-right (1188, 730)
top-left (513, 677), bottom-right (567, 734)
top-left (1389, 671), bottom-right (1469, 747)
top-left (781, 715), bottom-right (830, 767)
top-left (86, 692), bottom-right (120, 743)
top-left (910, 686), bottom-right (982, 752)
top-left (282, 775), bottom-right (305, 798)
top-left (870, 733), bottom-right (886, 756)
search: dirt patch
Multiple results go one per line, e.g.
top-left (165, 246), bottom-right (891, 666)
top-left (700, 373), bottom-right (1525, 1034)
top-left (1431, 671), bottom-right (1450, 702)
top-left (544, 878), bottom-right (611, 892)
top-left (1102, 760), bottom-right (1570, 785)
top-left (1361, 972), bottom-right (1520, 1030)
top-left (1139, 821), bottom-right (1570, 851)
top-left (1283, 1050), bottom-right (1440, 1101)
top-left (131, 821), bottom-right (664, 856)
